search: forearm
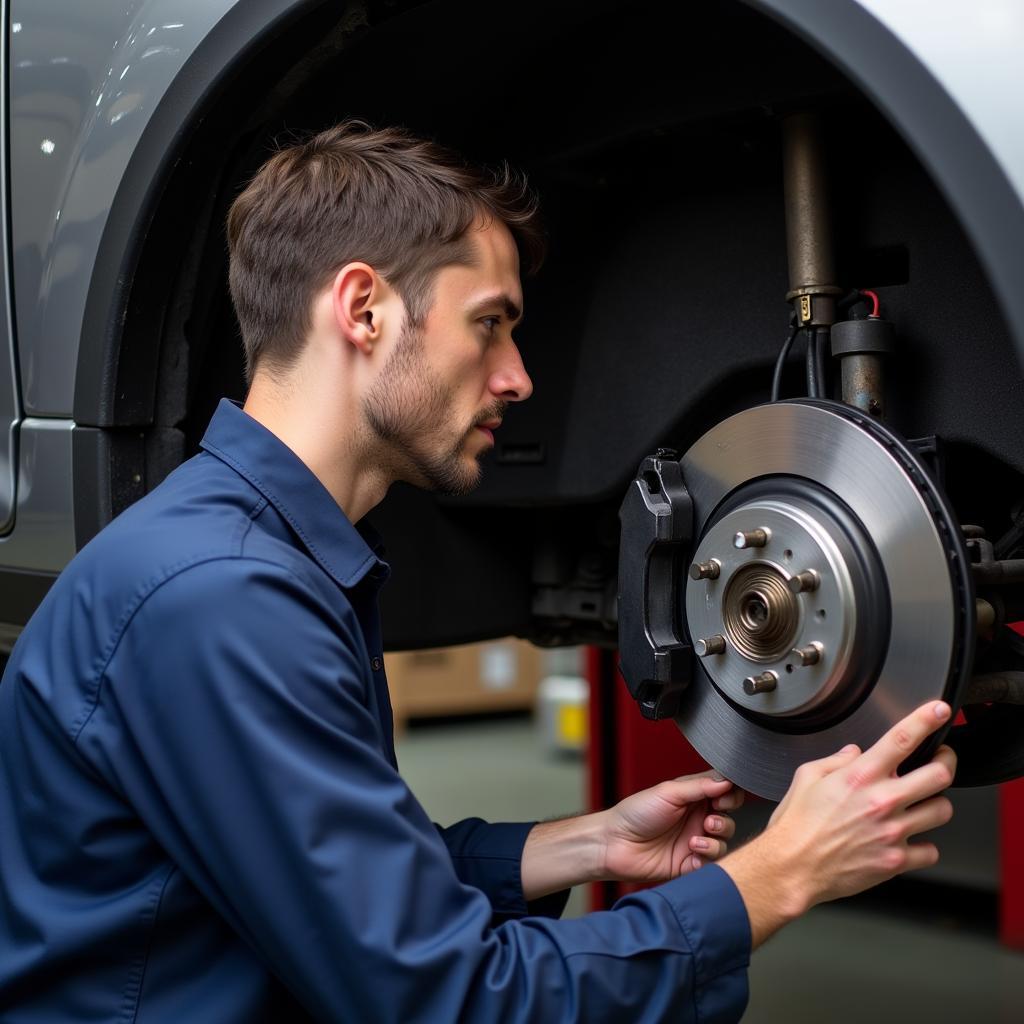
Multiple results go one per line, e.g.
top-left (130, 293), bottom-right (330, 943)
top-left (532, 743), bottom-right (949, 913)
top-left (520, 812), bottom-right (608, 901)
top-left (523, 812), bottom-right (803, 945)
top-left (717, 835), bottom-right (809, 950)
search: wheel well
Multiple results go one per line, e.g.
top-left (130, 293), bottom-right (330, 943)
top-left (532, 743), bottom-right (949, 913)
top-left (79, 0), bottom-right (1024, 649)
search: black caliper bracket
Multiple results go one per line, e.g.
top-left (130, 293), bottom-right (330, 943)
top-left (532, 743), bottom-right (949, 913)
top-left (617, 450), bottom-right (694, 719)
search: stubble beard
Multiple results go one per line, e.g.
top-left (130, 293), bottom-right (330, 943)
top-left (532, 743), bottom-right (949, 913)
top-left (362, 320), bottom-right (502, 496)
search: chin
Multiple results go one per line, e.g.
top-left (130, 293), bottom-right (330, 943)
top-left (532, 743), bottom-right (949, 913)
top-left (452, 461), bottom-right (483, 495)
top-left (406, 454), bottom-right (482, 497)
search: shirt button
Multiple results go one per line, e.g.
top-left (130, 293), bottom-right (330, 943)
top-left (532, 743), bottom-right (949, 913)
top-left (371, 657), bottom-right (382, 672)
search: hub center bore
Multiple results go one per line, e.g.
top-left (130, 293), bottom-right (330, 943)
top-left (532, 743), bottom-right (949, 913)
top-left (723, 563), bottom-right (800, 662)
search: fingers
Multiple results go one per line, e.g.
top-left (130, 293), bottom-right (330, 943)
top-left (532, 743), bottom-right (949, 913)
top-left (704, 813), bottom-right (736, 840)
top-left (901, 841), bottom-right (940, 873)
top-left (673, 768), bottom-right (728, 784)
top-left (850, 701), bottom-right (951, 783)
top-left (896, 795), bottom-right (954, 841)
top-left (681, 853), bottom-right (704, 873)
top-left (669, 770), bottom-right (746, 811)
top-left (933, 743), bottom-right (957, 777)
top-left (712, 789), bottom-right (745, 812)
top-left (660, 773), bottom-right (733, 805)
top-left (886, 745), bottom-right (957, 808)
top-left (689, 834), bottom-right (727, 861)
top-left (793, 743), bottom-right (861, 785)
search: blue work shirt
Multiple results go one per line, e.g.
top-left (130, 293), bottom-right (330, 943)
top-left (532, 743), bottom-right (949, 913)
top-left (0, 399), bottom-right (750, 1022)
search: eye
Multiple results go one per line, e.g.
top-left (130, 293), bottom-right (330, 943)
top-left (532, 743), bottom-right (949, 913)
top-left (480, 316), bottom-right (501, 333)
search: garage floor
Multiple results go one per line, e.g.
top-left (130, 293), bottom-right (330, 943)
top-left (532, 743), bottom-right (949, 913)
top-left (397, 715), bottom-right (1024, 1023)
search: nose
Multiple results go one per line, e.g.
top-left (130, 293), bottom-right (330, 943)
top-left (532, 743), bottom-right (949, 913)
top-left (489, 340), bottom-right (533, 402)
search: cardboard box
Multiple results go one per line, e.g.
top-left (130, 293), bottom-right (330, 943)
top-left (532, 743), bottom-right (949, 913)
top-left (387, 639), bottom-right (544, 730)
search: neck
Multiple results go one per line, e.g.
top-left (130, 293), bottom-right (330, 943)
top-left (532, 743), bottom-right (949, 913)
top-left (242, 370), bottom-right (391, 523)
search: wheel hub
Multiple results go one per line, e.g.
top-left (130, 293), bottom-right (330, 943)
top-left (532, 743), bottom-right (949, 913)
top-left (686, 493), bottom-right (882, 719)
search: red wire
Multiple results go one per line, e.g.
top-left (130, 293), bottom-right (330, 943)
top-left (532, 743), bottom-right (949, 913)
top-left (859, 289), bottom-right (880, 317)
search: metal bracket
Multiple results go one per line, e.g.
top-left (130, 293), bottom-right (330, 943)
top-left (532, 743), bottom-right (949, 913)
top-left (616, 450), bottom-right (694, 719)
top-left (907, 434), bottom-right (945, 487)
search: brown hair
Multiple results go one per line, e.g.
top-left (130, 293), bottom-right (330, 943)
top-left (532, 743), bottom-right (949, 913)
top-left (226, 120), bottom-right (544, 382)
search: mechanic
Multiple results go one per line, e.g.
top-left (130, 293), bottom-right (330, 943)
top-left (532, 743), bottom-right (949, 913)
top-left (0, 122), bottom-right (956, 1023)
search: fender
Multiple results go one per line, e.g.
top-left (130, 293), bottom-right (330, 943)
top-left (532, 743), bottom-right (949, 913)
top-left (72, 0), bottom-right (335, 428)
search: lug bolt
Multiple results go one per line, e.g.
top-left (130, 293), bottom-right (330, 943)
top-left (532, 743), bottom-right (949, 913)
top-left (689, 559), bottom-right (721, 581)
top-left (743, 670), bottom-right (778, 695)
top-left (734, 528), bottom-right (770, 549)
top-left (787, 569), bottom-right (820, 594)
top-left (695, 634), bottom-right (726, 657)
top-left (791, 642), bottom-right (823, 667)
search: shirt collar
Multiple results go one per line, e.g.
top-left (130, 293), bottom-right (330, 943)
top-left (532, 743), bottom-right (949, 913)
top-left (199, 399), bottom-right (389, 590)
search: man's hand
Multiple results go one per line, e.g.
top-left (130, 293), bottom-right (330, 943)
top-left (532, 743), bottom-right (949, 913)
top-left (598, 771), bottom-right (744, 882)
top-left (720, 700), bottom-right (956, 948)
top-left (519, 772), bottom-right (743, 901)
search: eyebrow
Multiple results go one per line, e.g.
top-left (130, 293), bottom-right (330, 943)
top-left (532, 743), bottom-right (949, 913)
top-left (469, 293), bottom-right (523, 325)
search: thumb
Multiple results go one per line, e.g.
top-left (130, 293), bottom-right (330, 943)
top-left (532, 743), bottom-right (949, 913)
top-left (661, 773), bottom-right (733, 804)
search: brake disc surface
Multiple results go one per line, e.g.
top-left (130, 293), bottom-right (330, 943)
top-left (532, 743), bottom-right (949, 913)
top-left (676, 400), bottom-right (972, 800)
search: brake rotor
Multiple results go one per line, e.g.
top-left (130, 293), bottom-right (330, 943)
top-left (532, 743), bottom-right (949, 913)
top-left (676, 399), bottom-right (974, 800)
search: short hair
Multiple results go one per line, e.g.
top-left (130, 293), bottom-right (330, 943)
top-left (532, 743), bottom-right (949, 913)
top-left (226, 120), bottom-right (545, 382)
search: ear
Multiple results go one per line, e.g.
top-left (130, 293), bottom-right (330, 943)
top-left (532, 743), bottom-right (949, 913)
top-left (331, 262), bottom-right (385, 355)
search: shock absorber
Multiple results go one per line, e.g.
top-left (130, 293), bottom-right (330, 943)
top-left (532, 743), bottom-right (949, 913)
top-left (782, 112), bottom-right (839, 399)
top-left (782, 111), bottom-right (841, 333)
top-left (782, 112), bottom-right (894, 414)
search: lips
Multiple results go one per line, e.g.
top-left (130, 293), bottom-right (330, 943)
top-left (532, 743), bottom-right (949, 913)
top-left (474, 417), bottom-right (502, 446)
top-left (471, 415), bottom-right (503, 448)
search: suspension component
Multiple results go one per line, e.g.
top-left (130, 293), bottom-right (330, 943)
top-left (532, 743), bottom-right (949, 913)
top-left (831, 315), bottom-right (895, 418)
top-left (782, 112), bottom-right (842, 328)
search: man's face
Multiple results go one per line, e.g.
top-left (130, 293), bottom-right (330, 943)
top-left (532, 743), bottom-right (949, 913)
top-left (362, 220), bottom-right (532, 494)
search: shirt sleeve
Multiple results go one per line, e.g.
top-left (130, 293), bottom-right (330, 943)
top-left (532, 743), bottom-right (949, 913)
top-left (77, 557), bottom-right (750, 1024)
top-left (435, 818), bottom-right (571, 921)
